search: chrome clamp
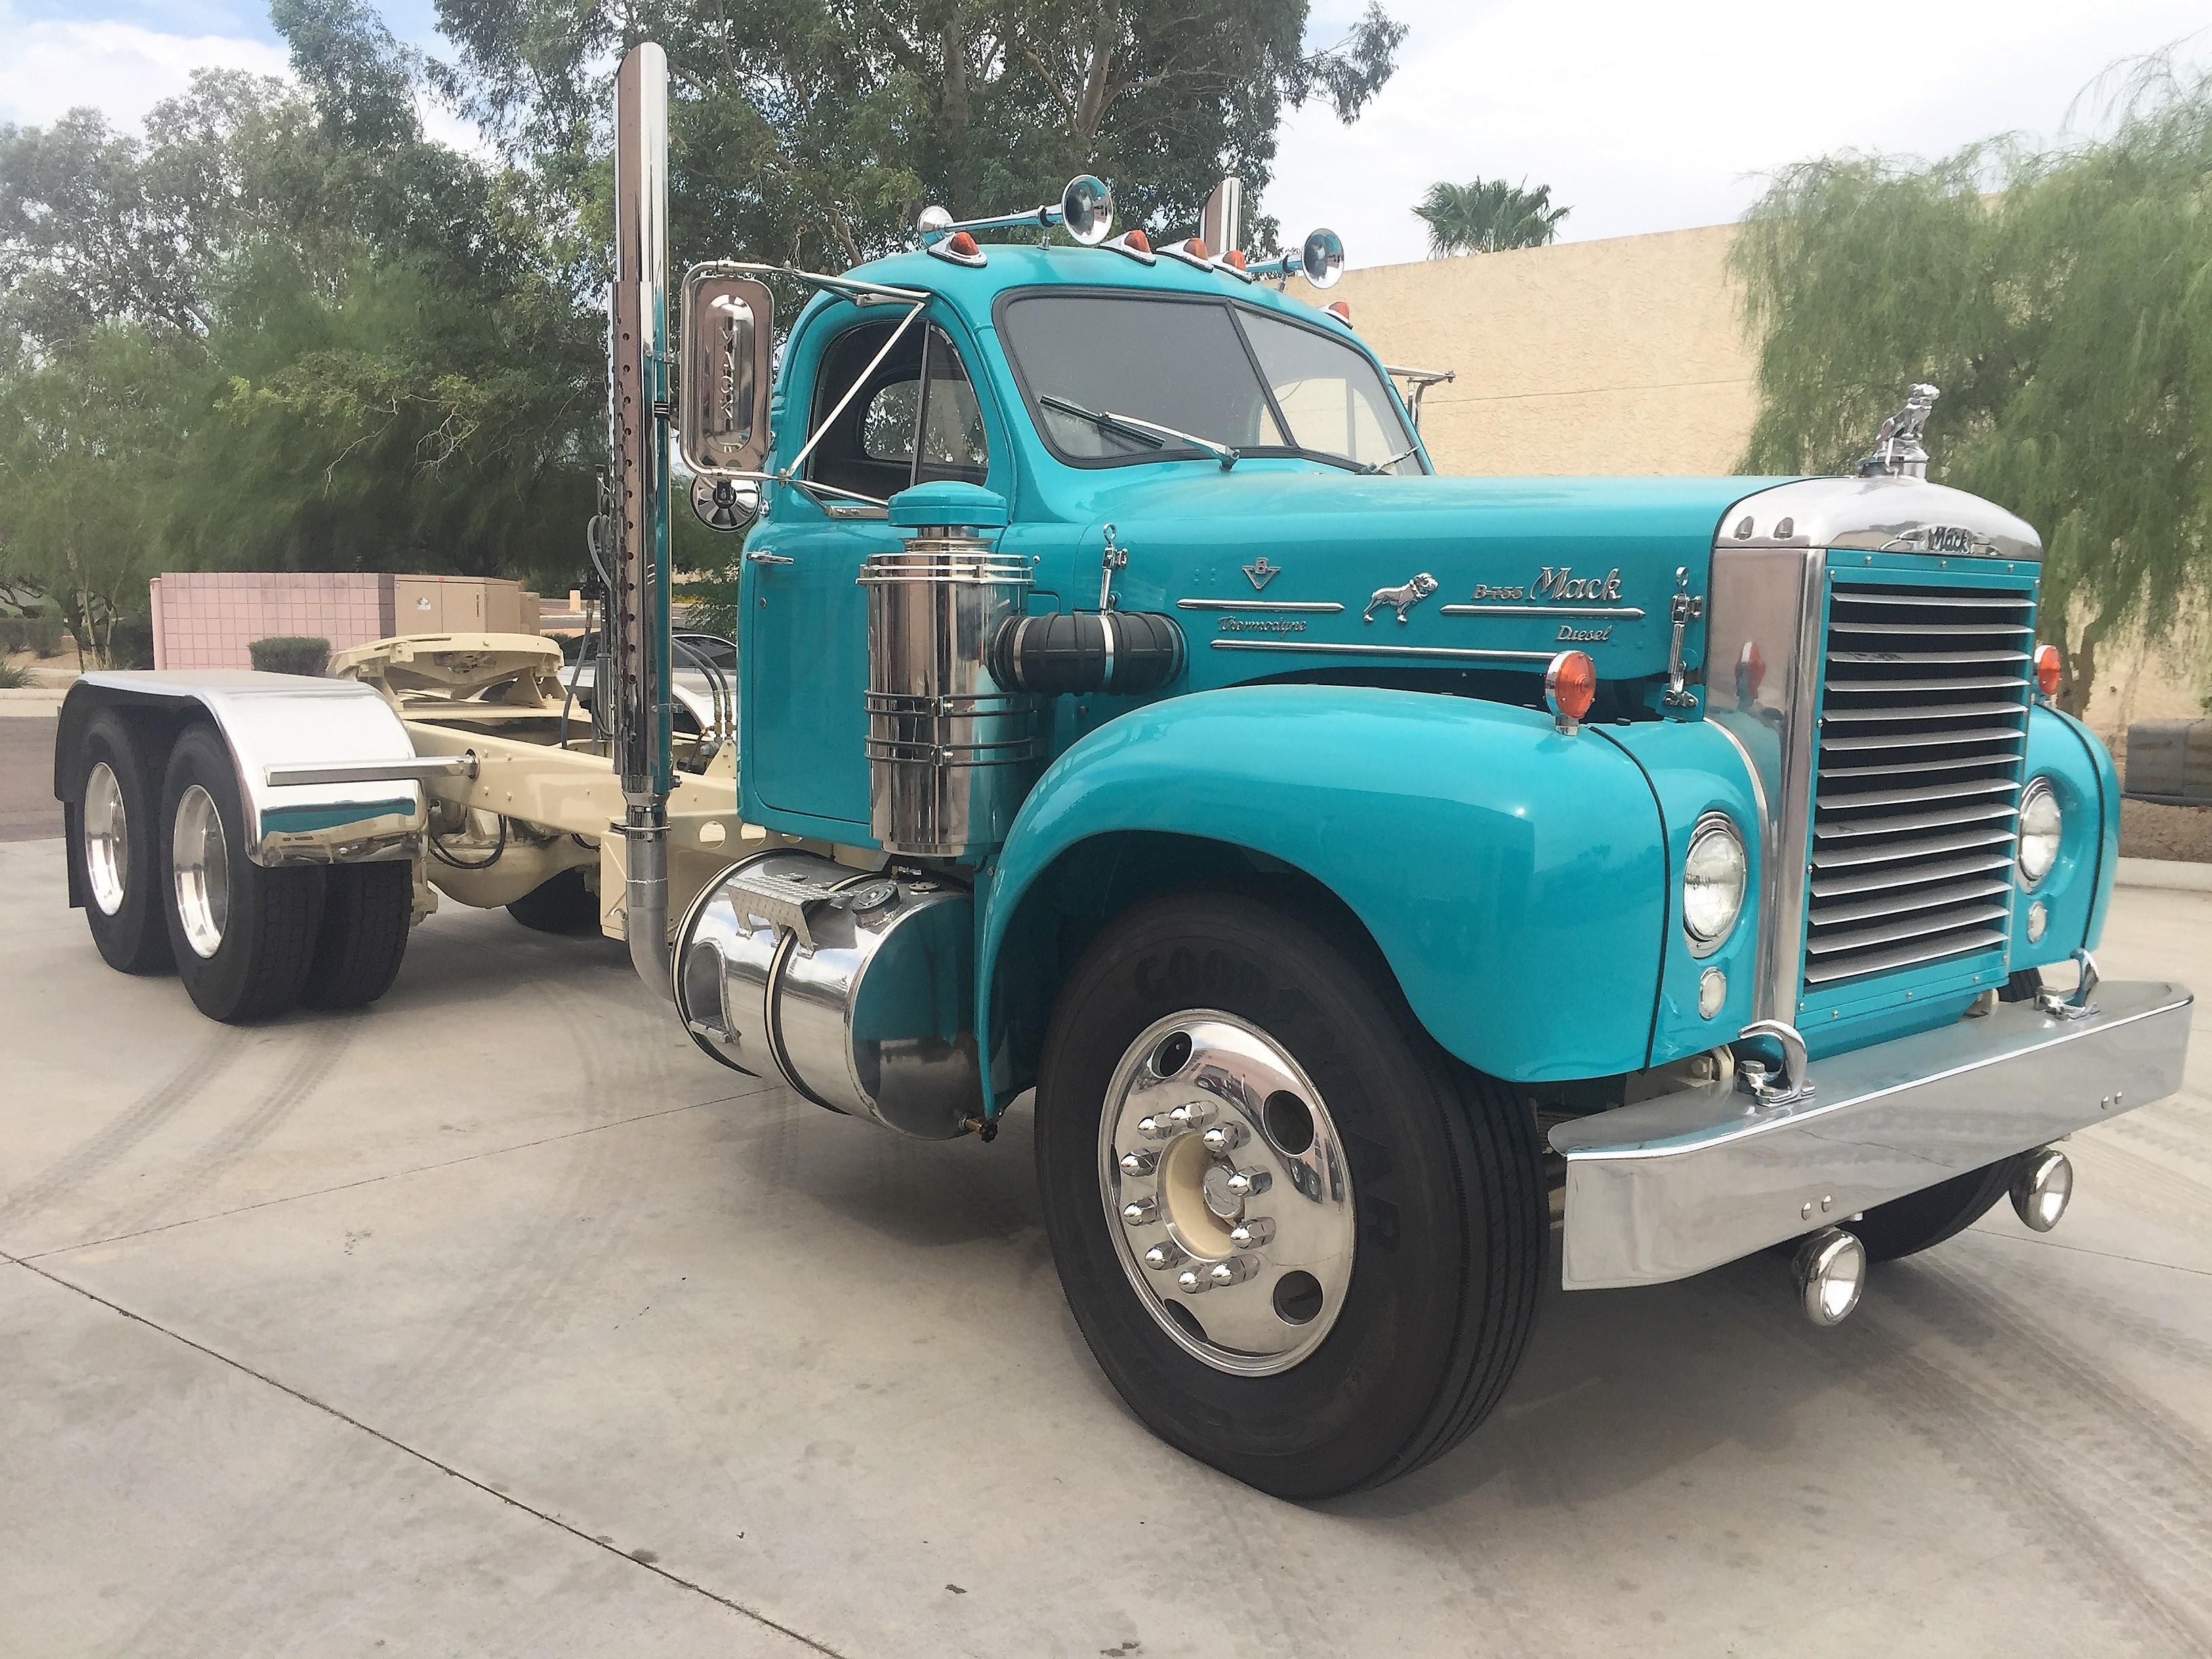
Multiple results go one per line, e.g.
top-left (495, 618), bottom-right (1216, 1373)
top-left (1664, 567), bottom-right (1703, 709)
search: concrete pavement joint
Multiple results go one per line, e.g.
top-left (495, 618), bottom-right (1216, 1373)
top-left (18, 1084), bottom-right (783, 1264)
top-left (1971, 1225), bottom-right (2212, 1280)
top-left (10, 1252), bottom-right (855, 1659)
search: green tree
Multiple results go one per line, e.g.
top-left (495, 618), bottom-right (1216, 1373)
top-left (434, 0), bottom-right (1407, 267)
top-left (1412, 178), bottom-right (1569, 258)
top-left (0, 327), bottom-right (206, 663)
top-left (1731, 56), bottom-right (2212, 714)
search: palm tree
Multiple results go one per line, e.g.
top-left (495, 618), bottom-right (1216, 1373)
top-left (1414, 179), bottom-right (1571, 257)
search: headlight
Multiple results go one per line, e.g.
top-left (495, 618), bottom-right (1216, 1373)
top-left (1683, 814), bottom-right (1748, 952)
top-left (2018, 779), bottom-right (2061, 887)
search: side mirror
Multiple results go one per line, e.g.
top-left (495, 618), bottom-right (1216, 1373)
top-left (678, 268), bottom-right (775, 529)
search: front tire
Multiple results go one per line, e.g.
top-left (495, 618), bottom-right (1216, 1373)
top-left (1846, 1155), bottom-right (2024, 1263)
top-left (1035, 888), bottom-right (1544, 1498)
top-left (73, 713), bottom-right (171, 975)
top-left (161, 725), bottom-right (325, 1023)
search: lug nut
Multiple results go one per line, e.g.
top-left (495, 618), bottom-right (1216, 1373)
top-left (1166, 1101), bottom-right (1215, 1130)
top-left (1136, 1114), bottom-right (1173, 1140)
top-left (1228, 1218), bottom-right (1275, 1250)
top-left (1225, 1166), bottom-right (1272, 1200)
top-left (1200, 1122), bottom-right (1248, 1153)
top-left (1176, 1267), bottom-right (1210, 1295)
top-left (1120, 1149), bottom-right (1158, 1177)
top-left (1121, 1197), bottom-right (1158, 1227)
top-left (1207, 1254), bottom-right (1262, 1289)
top-left (1142, 1242), bottom-right (1188, 1273)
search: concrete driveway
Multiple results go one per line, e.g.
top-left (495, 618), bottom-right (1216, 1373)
top-left (4, 833), bottom-right (2211, 1658)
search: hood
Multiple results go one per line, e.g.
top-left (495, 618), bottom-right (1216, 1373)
top-left (1081, 468), bottom-right (1793, 687)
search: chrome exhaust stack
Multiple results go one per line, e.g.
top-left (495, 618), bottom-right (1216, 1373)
top-left (2010, 1147), bottom-right (2073, 1232)
top-left (609, 42), bottom-right (675, 994)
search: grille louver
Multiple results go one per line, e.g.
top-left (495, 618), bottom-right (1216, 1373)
top-left (1803, 582), bottom-right (2032, 990)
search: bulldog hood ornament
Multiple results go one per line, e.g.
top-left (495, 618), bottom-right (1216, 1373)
top-left (1860, 383), bottom-right (1940, 479)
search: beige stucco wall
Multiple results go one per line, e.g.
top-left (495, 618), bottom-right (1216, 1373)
top-left (1334, 224), bottom-right (1756, 478)
top-left (1337, 224), bottom-right (2196, 742)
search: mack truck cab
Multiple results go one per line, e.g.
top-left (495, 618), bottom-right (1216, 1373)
top-left (52, 44), bottom-right (2194, 1498)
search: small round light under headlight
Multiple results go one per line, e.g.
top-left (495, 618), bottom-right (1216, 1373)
top-left (1698, 966), bottom-right (1727, 1018)
top-left (2018, 779), bottom-right (2061, 887)
top-left (2027, 899), bottom-right (2048, 943)
top-left (1683, 814), bottom-right (1747, 952)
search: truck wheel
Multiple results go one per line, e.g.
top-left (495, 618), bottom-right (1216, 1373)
top-left (507, 867), bottom-right (598, 935)
top-left (301, 863), bottom-right (413, 1010)
top-left (73, 713), bottom-right (172, 975)
top-left (161, 725), bottom-right (325, 1023)
top-left (1034, 888), bottom-right (1544, 1498)
top-left (1845, 1155), bottom-right (2025, 1263)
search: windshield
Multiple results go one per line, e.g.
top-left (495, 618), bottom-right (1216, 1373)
top-left (1000, 292), bottom-right (1422, 474)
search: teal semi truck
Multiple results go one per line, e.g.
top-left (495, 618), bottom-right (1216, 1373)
top-left (54, 44), bottom-right (2192, 1497)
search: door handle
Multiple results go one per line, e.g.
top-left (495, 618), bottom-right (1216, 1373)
top-left (746, 550), bottom-right (794, 565)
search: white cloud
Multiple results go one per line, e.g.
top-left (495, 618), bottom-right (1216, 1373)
top-left (1273, 0), bottom-right (2212, 268)
top-left (0, 5), bottom-right (291, 131)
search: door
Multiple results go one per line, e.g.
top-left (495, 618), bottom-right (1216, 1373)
top-left (743, 314), bottom-right (997, 834)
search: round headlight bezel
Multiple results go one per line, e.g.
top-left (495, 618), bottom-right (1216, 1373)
top-left (1683, 813), bottom-right (1748, 956)
top-left (2018, 778), bottom-right (2062, 888)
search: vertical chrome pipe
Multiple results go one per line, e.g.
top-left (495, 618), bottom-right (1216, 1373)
top-left (610, 41), bottom-right (674, 994)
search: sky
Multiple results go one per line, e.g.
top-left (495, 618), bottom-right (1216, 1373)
top-left (3, 0), bottom-right (2208, 266)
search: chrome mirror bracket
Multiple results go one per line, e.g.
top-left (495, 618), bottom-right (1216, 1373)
top-left (2035, 949), bottom-right (2101, 1022)
top-left (1736, 1019), bottom-right (1815, 1108)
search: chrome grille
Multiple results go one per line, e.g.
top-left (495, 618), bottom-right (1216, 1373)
top-left (1803, 581), bottom-right (2032, 989)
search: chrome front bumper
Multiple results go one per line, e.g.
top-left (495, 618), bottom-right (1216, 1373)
top-left (1550, 980), bottom-right (2193, 1289)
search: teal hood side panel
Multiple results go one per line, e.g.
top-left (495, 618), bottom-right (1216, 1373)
top-left (2013, 705), bottom-right (2116, 966)
top-left (977, 684), bottom-right (1669, 1095)
top-left (1597, 721), bottom-right (1765, 1068)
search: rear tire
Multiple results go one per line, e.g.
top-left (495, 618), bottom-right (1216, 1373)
top-left (507, 867), bottom-right (599, 935)
top-left (161, 725), bottom-right (325, 1023)
top-left (1846, 1155), bottom-right (2025, 1263)
top-left (1034, 888), bottom-right (1544, 1498)
top-left (301, 863), bottom-right (413, 1010)
top-left (73, 713), bottom-right (171, 975)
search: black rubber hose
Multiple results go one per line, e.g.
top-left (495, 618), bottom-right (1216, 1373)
top-left (991, 610), bottom-right (1185, 697)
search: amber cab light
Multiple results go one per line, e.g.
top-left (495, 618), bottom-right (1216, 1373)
top-left (1545, 650), bottom-right (1596, 733)
top-left (1124, 228), bottom-right (1151, 252)
top-left (947, 231), bottom-right (980, 258)
top-left (1223, 249), bottom-right (1248, 270)
top-left (2034, 642), bottom-right (2062, 699)
top-left (1327, 300), bottom-right (1353, 323)
top-left (1183, 237), bottom-right (1210, 260)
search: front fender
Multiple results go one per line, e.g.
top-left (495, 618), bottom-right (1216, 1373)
top-left (979, 684), bottom-right (1669, 1097)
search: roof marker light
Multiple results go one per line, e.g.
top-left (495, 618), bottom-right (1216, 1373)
top-left (1326, 300), bottom-right (1353, 326)
top-left (929, 229), bottom-right (986, 268)
top-left (1105, 228), bottom-right (1156, 265)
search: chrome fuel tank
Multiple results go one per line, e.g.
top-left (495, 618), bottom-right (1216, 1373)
top-left (674, 849), bottom-right (979, 1139)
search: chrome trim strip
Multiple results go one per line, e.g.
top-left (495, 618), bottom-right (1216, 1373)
top-left (1706, 716), bottom-right (1775, 1020)
top-left (1553, 979), bottom-right (2192, 1288)
top-left (1208, 640), bottom-right (1555, 663)
top-left (1715, 476), bottom-right (2043, 562)
top-left (1438, 603), bottom-right (1649, 619)
top-left (1176, 598), bottom-right (1347, 613)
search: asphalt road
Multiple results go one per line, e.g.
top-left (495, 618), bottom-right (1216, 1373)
top-left (3, 835), bottom-right (2210, 1657)
top-left (0, 710), bottom-right (61, 841)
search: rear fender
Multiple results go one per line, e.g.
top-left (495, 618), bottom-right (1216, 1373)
top-left (977, 684), bottom-right (1670, 1107)
top-left (57, 673), bottom-right (427, 871)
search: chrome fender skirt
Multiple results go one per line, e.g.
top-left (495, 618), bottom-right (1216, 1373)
top-left (1550, 979), bottom-right (2192, 1288)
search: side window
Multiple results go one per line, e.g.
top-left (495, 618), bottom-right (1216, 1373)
top-left (807, 318), bottom-right (989, 502)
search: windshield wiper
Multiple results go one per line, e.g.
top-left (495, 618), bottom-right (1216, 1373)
top-left (1355, 443), bottom-right (1422, 476)
top-left (1040, 395), bottom-right (1240, 470)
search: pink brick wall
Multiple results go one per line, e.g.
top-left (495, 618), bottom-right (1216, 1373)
top-left (151, 573), bottom-right (392, 670)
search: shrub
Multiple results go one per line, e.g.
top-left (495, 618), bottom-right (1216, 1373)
top-left (106, 616), bottom-right (156, 669)
top-left (0, 660), bottom-right (30, 689)
top-left (249, 635), bottom-right (331, 676)
top-left (0, 615), bottom-right (66, 657)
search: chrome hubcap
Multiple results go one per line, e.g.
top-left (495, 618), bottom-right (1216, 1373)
top-left (171, 784), bottom-right (230, 959)
top-left (1099, 1011), bottom-right (1355, 1376)
top-left (83, 761), bottom-right (129, 916)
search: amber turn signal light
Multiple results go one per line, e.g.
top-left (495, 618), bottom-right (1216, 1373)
top-left (1545, 650), bottom-right (1596, 733)
top-left (2034, 642), bottom-right (2062, 699)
